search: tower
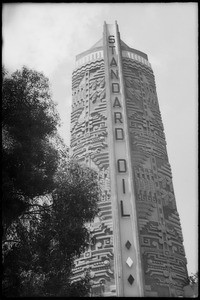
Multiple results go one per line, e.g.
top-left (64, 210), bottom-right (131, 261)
top-left (70, 21), bottom-right (188, 297)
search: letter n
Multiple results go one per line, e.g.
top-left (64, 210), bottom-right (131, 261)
top-left (111, 69), bottom-right (119, 79)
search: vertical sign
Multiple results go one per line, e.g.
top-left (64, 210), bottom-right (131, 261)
top-left (103, 22), bottom-right (144, 297)
top-left (108, 33), bottom-right (131, 218)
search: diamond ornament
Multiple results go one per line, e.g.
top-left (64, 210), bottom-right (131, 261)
top-left (128, 274), bottom-right (134, 285)
top-left (126, 257), bottom-right (133, 267)
top-left (125, 240), bottom-right (131, 249)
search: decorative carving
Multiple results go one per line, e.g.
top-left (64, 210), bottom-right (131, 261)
top-left (128, 274), bottom-right (135, 285)
top-left (70, 47), bottom-right (187, 297)
top-left (126, 257), bottom-right (134, 267)
top-left (71, 59), bottom-right (116, 296)
top-left (123, 58), bottom-right (188, 297)
top-left (125, 240), bottom-right (132, 250)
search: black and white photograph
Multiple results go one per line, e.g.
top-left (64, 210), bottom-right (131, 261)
top-left (2, 2), bottom-right (198, 297)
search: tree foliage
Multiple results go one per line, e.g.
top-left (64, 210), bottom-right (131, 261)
top-left (188, 272), bottom-right (198, 285)
top-left (2, 66), bottom-right (60, 231)
top-left (184, 272), bottom-right (199, 297)
top-left (2, 66), bottom-right (99, 297)
top-left (3, 163), bottom-right (99, 297)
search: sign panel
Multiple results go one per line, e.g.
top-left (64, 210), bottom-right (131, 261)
top-left (103, 22), bottom-right (143, 296)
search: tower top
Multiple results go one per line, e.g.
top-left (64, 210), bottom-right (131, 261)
top-left (75, 22), bottom-right (148, 62)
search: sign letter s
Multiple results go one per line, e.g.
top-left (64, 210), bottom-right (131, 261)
top-left (108, 35), bottom-right (115, 44)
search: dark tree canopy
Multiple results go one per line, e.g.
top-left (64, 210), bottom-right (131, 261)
top-left (2, 66), bottom-right (60, 230)
top-left (2, 66), bottom-right (99, 297)
top-left (188, 272), bottom-right (198, 285)
top-left (3, 162), bottom-right (99, 297)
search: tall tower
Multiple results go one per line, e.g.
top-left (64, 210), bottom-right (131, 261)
top-left (70, 22), bottom-right (188, 297)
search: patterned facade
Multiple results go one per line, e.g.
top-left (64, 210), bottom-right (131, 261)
top-left (70, 50), bottom-right (116, 297)
top-left (69, 22), bottom-right (188, 297)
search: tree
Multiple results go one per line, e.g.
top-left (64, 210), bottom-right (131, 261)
top-left (2, 66), bottom-right (99, 297)
top-left (183, 272), bottom-right (198, 297)
top-left (3, 162), bottom-right (99, 297)
top-left (2, 66), bottom-right (60, 232)
top-left (188, 272), bottom-right (198, 285)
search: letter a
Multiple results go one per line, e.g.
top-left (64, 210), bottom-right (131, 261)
top-left (113, 97), bottom-right (121, 108)
top-left (110, 57), bottom-right (117, 67)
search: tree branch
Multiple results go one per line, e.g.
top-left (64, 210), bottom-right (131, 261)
top-left (3, 239), bottom-right (20, 244)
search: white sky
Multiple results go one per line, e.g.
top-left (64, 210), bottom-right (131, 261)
top-left (2, 3), bottom-right (198, 276)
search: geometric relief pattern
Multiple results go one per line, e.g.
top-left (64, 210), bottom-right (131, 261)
top-left (123, 58), bottom-right (188, 297)
top-left (70, 59), bottom-right (116, 296)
